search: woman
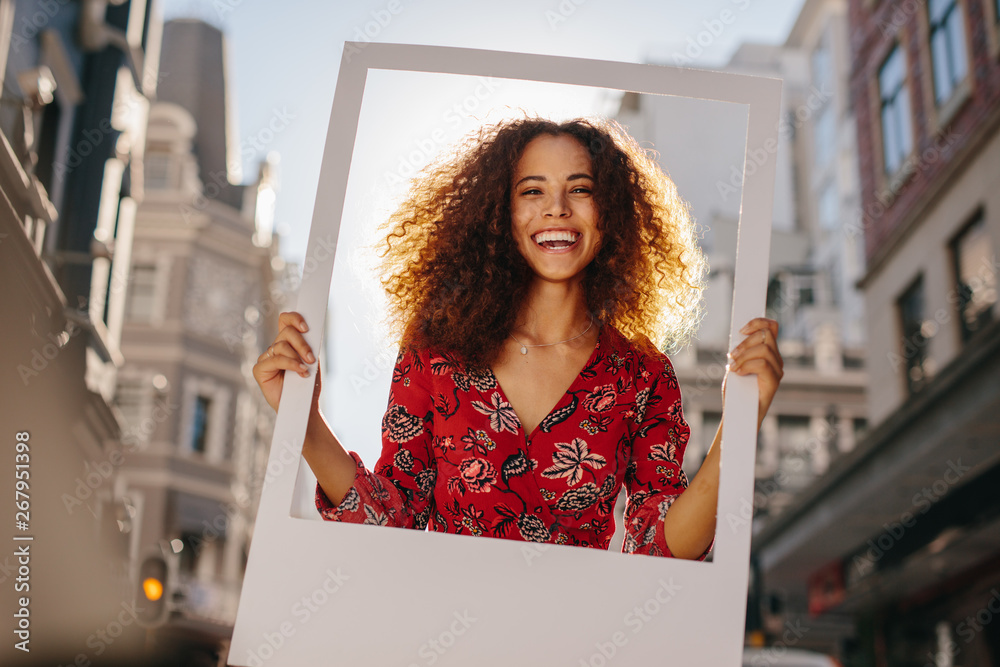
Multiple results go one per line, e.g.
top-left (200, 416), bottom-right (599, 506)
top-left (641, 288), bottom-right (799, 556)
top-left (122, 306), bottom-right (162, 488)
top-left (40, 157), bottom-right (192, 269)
top-left (252, 117), bottom-right (783, 559)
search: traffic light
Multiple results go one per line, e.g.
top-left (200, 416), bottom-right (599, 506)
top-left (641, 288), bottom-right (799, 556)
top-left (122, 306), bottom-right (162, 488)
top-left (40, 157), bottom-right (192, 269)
top-left (136, 552), bottom-right (170, 627)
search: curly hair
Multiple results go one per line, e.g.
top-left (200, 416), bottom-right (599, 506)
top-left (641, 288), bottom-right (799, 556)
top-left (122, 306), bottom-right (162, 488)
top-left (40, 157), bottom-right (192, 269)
top-left (377, 116), bottom-right (706, 368)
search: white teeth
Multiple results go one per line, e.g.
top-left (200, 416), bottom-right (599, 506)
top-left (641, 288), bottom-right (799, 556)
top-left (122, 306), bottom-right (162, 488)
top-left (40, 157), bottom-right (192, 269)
top-left (533, 230), bottom-right (579, 244)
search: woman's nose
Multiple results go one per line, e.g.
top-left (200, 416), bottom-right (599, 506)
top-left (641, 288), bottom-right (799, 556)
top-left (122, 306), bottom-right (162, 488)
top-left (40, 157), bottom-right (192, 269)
top-left (543, 192), bottom-right (570, 217)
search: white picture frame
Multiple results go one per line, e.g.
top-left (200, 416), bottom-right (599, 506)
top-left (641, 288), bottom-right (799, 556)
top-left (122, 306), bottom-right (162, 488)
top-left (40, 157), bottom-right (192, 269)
top-left (230, 42), bottom-right (780, 666)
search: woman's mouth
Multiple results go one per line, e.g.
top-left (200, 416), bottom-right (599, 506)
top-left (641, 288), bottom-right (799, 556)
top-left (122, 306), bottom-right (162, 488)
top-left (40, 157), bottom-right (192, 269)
top-left (532, 230), bottom-right (580, 251)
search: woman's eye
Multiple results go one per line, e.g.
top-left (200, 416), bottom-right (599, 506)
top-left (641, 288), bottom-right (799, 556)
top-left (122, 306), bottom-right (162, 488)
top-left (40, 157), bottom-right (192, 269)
top-left (571, 187), bottom-right (591, 194)
top-left (521, 188), bottom-right (542, 195)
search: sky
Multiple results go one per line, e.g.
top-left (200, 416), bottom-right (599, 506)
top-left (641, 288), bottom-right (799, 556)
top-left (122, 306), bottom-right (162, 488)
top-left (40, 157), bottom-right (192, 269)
top-left (161, 0), bottom-right (807, 266)
top-left (158, 0), bottom-right (807, 505)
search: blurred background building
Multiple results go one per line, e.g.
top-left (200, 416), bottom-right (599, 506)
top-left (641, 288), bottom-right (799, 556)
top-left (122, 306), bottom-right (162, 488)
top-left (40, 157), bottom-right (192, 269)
top-left (751, 0), bottom-right (1000, 664)
top-left (1, 0), bottom-right (163, 663)
top-left (616, 2), bottom-right (869, 646)
top-left (111, 17), bottom-right (295, 662)
top-left (1, 4), bottom-right (288, 664)
top-left (620, 0), bottom-right (999, 663)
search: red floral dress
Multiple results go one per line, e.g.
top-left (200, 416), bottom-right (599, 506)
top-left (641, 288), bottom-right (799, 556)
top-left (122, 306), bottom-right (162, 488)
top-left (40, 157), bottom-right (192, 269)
top-left (316, 324), bottom-right (711, 559)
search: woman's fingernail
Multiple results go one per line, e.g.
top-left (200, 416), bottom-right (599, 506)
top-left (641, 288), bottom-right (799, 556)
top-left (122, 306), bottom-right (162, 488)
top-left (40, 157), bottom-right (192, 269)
top-left (306, 352), bottom-right (315, 363)
top-left (740, 324), bottom-right (751, 334)
top-left (300, 322), bottom-right (309, 332)
top-left (299, 363), bottom-right (308, 372)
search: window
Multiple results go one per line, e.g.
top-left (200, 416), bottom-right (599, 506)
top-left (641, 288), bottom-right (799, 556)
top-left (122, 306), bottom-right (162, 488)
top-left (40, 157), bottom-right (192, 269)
top-left (126, 264), bottom-right (157, 322)
top-left (177, 531), bottom-right (202, 573)
top-left (776, 416), bottom-right (812, 490)
top-left (898, 277), bottom-right (929, 394)
top-left (818, 182), bottom-right (839, 231)
top-left (145, 152), bottom-right (173, 189)
top-left (813, 103), bottom-right (836, 167)
top-left (878, 44), bottom-right (913, 176)
top-left (928, 0), bottom-right (968, 105)
top-left (792, 273), bottom-right (818, 307)
top-left (811, 34), bottom-right (835, 168)
top-left (952, 212), bottom-right (997, 341)
top-left (853, 418), bottom-right (868, 443)
top-left (191, 395), bottom-right (212, 454)
top-left (829, 257), bottom-right (843, 307)
top-left (811, 33), bottom-right (833, 94)
top-left (34, 99), bottom-right (62, 197)
top-left (181, 378), bottom-right (231, 462)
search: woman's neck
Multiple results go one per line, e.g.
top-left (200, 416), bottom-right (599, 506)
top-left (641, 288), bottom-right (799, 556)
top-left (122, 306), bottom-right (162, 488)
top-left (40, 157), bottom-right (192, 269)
top-left (511, 277), bottom-right (593, 344)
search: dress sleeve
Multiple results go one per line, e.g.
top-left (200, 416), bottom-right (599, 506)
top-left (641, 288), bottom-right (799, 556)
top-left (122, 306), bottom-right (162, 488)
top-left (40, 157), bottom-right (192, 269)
top-left (314, 346), bottom-right (436, 529)
top-left (622, 352), bottom-right (713, 560)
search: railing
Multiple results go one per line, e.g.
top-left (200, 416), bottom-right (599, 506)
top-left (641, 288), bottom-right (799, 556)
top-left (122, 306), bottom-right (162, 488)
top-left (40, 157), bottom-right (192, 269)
top-left (0, 125), bottom-right (57, 257)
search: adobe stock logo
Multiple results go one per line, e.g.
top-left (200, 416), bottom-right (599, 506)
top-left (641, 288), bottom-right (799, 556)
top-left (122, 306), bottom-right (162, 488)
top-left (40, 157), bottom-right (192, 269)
top-left (579, 578), bottom-right (682, 666)
top-left (852, 459), bottom-right (972, 577)
top-left (669, 0), bottom-right (755, 67)
top-left (242, 568), bottom-right (350, 666)
top-left (405, 610), bottom-right (477, 666)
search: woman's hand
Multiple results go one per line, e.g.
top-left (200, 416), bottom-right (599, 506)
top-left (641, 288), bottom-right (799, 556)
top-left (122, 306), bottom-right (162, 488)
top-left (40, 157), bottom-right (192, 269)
top-left (726, 317), bottom-right (783, 424)
top-left (254, 312), bottom-right (354, 505)
top-left (252, 311), bottom-right (320, 412)
top-left (665, 317), bottom-right (782, 557)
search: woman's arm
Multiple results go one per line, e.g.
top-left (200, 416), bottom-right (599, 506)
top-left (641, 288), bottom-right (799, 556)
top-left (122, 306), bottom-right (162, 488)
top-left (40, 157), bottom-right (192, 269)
top-left (303, 407), bottom-right (359, 506)
top-left (252, 311), bottom-right (357, 505)
top-left (313, 345), bottom-right (438, 527)
top-left (661, 421), bottom-right (721, 559)
top-left (662, 317), bottom-right (783, 559)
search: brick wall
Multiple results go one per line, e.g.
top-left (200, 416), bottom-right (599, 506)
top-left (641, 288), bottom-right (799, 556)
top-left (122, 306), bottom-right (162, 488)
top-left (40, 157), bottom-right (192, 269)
top-left (848, 0), bottom-right (1000, 272)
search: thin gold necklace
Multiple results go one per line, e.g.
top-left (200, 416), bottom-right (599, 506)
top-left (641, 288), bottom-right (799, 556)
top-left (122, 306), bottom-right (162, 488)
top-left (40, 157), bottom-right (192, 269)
top-left (508, 317), bottom-right (594, 355)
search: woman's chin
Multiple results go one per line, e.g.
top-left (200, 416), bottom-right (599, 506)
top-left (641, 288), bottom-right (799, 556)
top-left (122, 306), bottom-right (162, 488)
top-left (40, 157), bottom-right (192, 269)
top-left (527, 265), bottom-right (588, 285)
top-left (521, 250), bottom-right (595, 282)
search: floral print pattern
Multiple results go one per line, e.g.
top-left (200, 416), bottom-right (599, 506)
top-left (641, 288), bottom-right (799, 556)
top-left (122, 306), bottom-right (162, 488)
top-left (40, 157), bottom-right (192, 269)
top-left (458, 458), bottom-right (497, 493)
top-left (471, 393), bottom-right (520, 434)
top-left (316, 325), bottom-right (711, 559)
top-left (541, 438), bottom-right (607, 486)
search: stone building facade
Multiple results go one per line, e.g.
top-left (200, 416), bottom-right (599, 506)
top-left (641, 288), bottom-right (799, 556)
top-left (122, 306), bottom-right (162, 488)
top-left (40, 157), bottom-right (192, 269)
top-left (111, 18), bottom-right (294, 660)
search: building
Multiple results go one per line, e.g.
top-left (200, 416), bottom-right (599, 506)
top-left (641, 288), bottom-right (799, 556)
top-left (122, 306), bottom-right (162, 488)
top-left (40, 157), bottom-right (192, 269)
top-left (616, 0), bottom-right (868, 580)
top-left (111, 18), bottom-right (294, 661)
top-left (752, 0), bottom-right (1000, 663)
top-left (0, 0), bottom-right (163, 664)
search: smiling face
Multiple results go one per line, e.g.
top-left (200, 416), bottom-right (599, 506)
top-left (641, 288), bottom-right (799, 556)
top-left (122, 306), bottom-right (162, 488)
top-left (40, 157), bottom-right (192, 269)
top-left (510, 133), bottom-right (602, 285)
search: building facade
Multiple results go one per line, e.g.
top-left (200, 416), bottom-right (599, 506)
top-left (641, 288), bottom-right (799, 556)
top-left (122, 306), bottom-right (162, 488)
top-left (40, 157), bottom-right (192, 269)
top-left (615, 0), bottom-right (868, 584)
top-left (0, 0), bottom-right (163, 663)
top-left (753, 0), bottom-right (1000, 664)
top-left (111, 17), bottom-right (294, 660)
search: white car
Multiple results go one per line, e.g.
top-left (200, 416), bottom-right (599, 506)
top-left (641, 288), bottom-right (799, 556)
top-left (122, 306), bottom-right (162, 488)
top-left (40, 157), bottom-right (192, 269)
top-left (742, 647), bottom-right (841, 667)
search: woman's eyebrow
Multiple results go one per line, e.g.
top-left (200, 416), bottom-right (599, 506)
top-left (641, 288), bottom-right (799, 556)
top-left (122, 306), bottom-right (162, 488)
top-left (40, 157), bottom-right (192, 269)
top-left (514, 175), bottom-right (545, 188)
top-left (514, 173), bottom-right (594, 188)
